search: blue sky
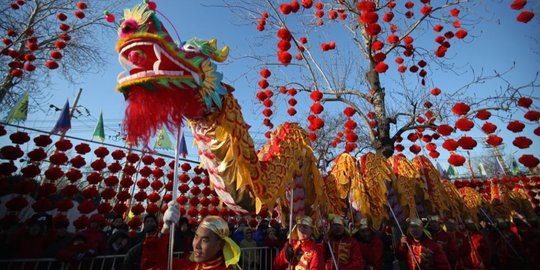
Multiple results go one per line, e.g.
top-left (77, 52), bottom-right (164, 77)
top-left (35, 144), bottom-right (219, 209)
top-left (2, 0), bottom-right (539, 175)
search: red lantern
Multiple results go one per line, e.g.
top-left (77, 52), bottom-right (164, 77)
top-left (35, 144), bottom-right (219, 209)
top-left (507, 121), bottom-right (525, 133)
top-left (481, 122), bottom-right (497, 134)
top-left (455, 117), bottom-right (474, 131)
top-left (518, 154), bottom-right (539, 168)
top-left (452, 102), bottom-right (470, 116)
top-left (458, 136), bottom-right (477, 150)
top-left (448, 153), bottom-right (466, 166)
top-left (513, 136), bottom-right (532, 149)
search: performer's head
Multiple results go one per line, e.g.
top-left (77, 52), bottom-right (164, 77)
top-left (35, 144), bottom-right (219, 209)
top-left (330, 216), bottom-right (346, 238)
top-left (192, 216), bottom-right (240, 267)
top-left (291, 215), bottom-right (316, 241)
top-left (445, 218), bottom-right (457, 232)
top-left (356, 218), bottom-right (373, 241)
top-left (426, 215), bottom-right (441, 232)
top-left (142, 214), bottom-right (158, 234)
top-left (406, 217), bottom-right (424, 239)
top-left (464, 218), bottom-right (477, 231)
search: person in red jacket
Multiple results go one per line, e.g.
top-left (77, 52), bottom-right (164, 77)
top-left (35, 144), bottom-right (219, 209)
top-left (426, 215), bottom-right (458, 268)
top-left (141, 202), bottom-right (242, 270)
top-left (274, 215), bottom-right (325, 270)
top-left (396, 217), bottom-right (451, 270)
top-left (457, 218), bottom-right (492, 270)
top-left (323, 216), bottom-right (364, 270)
top-left (354, 218), bottom-right (384, 270)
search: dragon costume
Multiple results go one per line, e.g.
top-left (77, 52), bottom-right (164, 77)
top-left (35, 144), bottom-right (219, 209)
top-left (115, 3), bottom-right (323, 216)
top-left (115, 2), bottom-right (461, 225)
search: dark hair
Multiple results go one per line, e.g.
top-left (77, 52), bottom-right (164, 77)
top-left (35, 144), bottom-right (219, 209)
top-left (143, 214), bottom-right (158, 223)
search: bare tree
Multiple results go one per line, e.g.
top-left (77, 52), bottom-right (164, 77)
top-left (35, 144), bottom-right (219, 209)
top-left (0, 0), bottom-right (128, 113)
top-left (225, 0), bottom-right (539, 163)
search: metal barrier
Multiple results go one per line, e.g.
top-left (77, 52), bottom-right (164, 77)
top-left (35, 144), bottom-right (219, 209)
top-left (0, 247), bottom-right (280, 270)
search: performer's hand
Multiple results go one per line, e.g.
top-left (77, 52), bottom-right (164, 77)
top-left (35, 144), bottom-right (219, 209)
top-left (285, 244), bottom-right (294, 262)
top-left (162, 201), bottom-right (180, 233)
top-left (400, 235), bottom-right (407, 245)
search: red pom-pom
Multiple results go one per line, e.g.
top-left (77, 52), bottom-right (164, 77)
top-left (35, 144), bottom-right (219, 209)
top-left (91, 158), bottom-right (106, 171)
top-left (74, 10), bottom-right (85, 19)
top-left (278, 51), bottom-right (292, 65)
top-left (76, 1), bottom-right (87, 9)
top-left (430, 87), bottom-right (441, 96)
top-left (146, 1), bottom-right (157, 10)
top-left (74, 143), bottom-right (91, 154)
top-left (375, 62), bottom-right (389, 73)
top-left (309, 90), bottom-right (323, 102)
top-left (55, 139), bottom-right (73, 151)
top-left (344, 107), bottom-right (356, 117)
top-left (260, 68), bottom-right (271, 78)
top-left (310, 102), bottom-right (324, 114)
top-left (57, 13), bottom-right (67, 21)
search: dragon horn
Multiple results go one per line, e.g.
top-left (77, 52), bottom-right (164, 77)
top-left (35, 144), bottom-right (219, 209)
top-left (208, 38), bottom-right (229, 62)
top-left (213, 45), bottom-right (229, 63)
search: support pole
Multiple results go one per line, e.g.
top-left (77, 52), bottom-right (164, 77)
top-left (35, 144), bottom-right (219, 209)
top-left (288, 183), bottom-right (294, 270)
top-left (167, 127), bottom-right (182, 270)
top-left (387, 202), bottom-right (422, 270)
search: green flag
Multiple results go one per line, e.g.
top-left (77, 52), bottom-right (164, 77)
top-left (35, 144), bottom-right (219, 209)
top-left (5, 92), bottom-right (29, 123)
top-left (511, 157), bottom-right (520, 175)
top-left (154, 127), bottom-right (174, 150)
top-left (92, 112), bottom-right (105, 142)
top-left (447, 164), bottom-right (457, 178)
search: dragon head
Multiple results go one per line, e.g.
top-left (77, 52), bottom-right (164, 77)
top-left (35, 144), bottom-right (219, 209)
top-left (115, 2), bottom-right (230, 145)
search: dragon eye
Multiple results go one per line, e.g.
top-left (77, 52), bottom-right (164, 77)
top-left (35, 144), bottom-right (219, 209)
top-left (182, 43), bottom-right (200, 52)
top-left (121, 20), bottom-right (139, 35)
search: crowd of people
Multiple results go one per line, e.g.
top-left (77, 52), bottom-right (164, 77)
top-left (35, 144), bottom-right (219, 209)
top-left (1, 207), bottom-right (539, 270)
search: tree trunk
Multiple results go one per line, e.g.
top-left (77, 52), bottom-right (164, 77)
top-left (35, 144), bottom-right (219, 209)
top-left (367, 68), bottom-right (394, 158)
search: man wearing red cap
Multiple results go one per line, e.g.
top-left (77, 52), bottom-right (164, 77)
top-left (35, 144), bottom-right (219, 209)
top-left (323, 215), bottom-right (363, 270)
top-left (354, 218), bottom-right (384, 270)
top-left (396, 217), bottom-right (451, 270)
top-left (426, 215), bottom-right (458, 268)
top-left (274, 215), bottom-right (325, 270)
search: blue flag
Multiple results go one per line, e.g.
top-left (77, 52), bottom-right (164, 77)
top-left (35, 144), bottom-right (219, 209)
top-left (51, 100), bottom-right (71, 134)
top-left (178, 131), bottom-right (188, 158)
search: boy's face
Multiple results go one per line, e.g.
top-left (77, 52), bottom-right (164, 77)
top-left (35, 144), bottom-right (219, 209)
top-left (192, 227), bottom-right (224, 263)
